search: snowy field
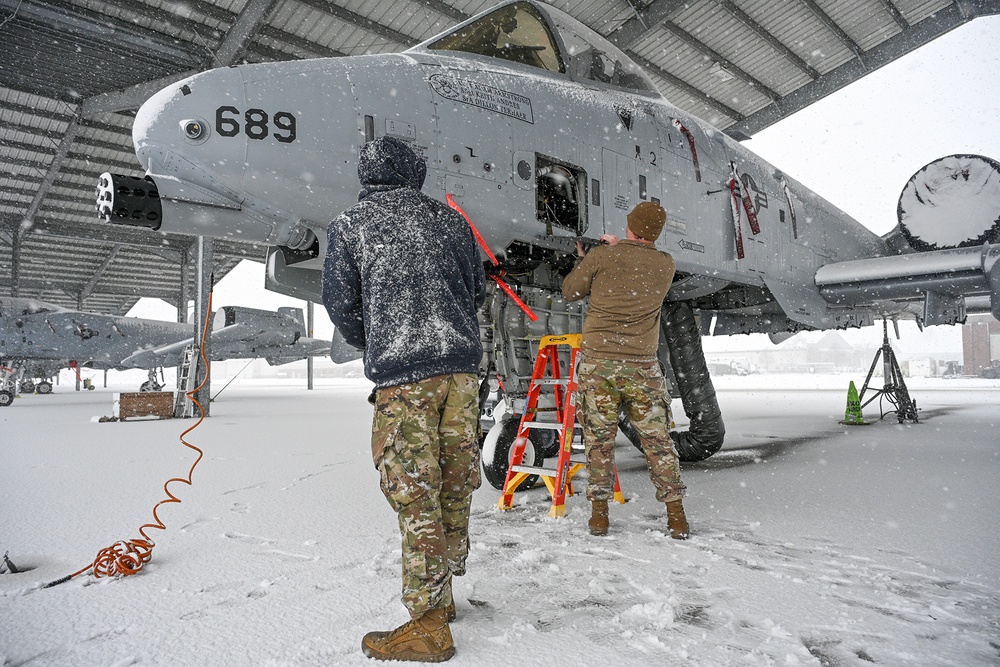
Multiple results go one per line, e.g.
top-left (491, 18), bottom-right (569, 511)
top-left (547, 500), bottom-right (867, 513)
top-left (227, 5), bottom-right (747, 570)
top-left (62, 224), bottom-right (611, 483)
top-left (1, 373), bottom-right (998, 666)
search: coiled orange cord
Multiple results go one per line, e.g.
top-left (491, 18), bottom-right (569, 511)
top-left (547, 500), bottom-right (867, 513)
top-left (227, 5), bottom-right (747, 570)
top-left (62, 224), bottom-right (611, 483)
top-left (45, 293), bottom-right (213, 588)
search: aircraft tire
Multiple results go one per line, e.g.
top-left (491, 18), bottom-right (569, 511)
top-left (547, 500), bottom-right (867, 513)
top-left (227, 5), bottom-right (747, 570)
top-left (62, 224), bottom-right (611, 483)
top-left (19, 380), bottom-right (35, 394)
top-left (139, 381), bottom-right (161, 392)
top-left (482, 415), bottom-right (542, 491)
top-left (618, 409), bottom-right (643, 453)
top-left (0, 390), bottom-right (13, 407)
top-left (36, 381), bottom-right (53, 395)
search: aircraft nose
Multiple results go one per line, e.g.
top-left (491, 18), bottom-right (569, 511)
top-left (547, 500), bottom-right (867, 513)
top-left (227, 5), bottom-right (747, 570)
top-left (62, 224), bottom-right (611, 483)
top-left (132, 67), bottom-right (249, 199)
top-left (133, 67), bottom-right (246, 163)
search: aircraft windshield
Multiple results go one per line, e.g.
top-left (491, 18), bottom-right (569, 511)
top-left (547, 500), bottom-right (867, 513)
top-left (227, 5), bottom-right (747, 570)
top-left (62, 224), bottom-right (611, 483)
top-left (426, 2), bottom-right (658, 94)
top-left (427, 3), bottom-right (564, 73)
top-left (550, 10), bottom-right (658, 93)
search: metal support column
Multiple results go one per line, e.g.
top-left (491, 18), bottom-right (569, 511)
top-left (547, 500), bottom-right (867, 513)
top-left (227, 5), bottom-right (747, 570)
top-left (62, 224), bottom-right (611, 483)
top-left (192, 237), bottom-right (213, 417)
top-left (307, 300), bottom-right (314, 390)
top-left (177, 247), bottom-right (190, 392)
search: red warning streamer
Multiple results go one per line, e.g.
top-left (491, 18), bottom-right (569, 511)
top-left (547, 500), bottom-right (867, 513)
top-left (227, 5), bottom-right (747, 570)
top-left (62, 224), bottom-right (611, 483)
top-left (673, 119), bottom-right (702, 183)
top-left (447, 193), bottom-right (538, 322)
top-left (730, 163), bottom-right (760, 234)
top-left (728, 177), bottom-right (746, 260)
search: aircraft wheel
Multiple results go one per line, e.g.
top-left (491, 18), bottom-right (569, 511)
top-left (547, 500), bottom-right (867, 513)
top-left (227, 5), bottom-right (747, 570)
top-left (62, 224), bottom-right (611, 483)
top-left (139, 381), bottom-right (161, 392)
top-left (0, 390), bottom-right (14, 407)
top-left (19, 380), bottom-right (35, 394)
top-left (482, 415), bottom-right (543, 491)
top-left (35, 381), bottom-right (53, 395)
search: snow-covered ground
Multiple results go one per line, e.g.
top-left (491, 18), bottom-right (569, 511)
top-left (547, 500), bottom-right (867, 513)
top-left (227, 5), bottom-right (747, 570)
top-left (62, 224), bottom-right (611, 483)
top-left (1, 374), bottom-right (998, 666)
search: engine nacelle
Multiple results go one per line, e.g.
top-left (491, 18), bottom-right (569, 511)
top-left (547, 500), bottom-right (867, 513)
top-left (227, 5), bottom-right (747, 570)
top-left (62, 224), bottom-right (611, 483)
top-left (895, 154), bottom-right (1000, 252)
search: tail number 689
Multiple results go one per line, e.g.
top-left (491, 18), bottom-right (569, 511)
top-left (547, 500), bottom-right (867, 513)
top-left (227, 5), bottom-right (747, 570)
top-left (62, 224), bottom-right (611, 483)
top-left (215, 106), bottom-right (296, 143)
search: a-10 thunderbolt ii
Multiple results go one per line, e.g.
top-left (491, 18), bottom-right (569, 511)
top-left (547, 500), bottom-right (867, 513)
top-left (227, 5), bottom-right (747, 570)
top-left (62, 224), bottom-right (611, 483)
top-left (0, 297), bottom-right (328, 407)
top-left (94, 0), bottom-right (1000, 476)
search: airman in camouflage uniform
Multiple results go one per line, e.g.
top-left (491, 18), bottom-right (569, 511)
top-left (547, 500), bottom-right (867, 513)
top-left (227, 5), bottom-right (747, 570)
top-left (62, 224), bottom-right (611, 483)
top-left (371, 374), bottom-right (482, 616)
top-left (563, 201), bottom-right (689, 539)
top-left (576, 358), bottom-right (683, 504)
top-left (323, 137), bottom-right (486, 661)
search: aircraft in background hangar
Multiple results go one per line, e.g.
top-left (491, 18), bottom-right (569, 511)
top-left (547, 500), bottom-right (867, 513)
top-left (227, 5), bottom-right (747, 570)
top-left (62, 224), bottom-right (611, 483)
top-left (0, 297), bottom-right (329, 406)
top-left (93, 1), bottom-right (1000, 469)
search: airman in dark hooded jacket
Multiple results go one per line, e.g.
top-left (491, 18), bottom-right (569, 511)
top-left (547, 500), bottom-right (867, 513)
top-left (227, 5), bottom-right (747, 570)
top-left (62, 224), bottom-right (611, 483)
top-left (322, 136), bottom-right (486, 662)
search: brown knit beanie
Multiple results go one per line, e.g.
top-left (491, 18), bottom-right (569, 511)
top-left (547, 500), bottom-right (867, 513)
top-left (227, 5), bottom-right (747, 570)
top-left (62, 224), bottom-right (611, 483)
top-left (627, 201), bottom-right (667, 241)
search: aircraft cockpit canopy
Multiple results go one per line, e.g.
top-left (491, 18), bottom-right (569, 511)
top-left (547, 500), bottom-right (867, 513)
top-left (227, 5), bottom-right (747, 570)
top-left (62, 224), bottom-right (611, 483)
top-left (0, 298), bottom-right (62, 317)
top-left (426, 1), bottom-right (659, 95)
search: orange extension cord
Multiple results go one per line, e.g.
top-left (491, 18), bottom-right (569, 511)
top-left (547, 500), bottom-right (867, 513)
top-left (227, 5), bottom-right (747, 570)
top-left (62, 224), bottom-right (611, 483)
top-left (45, 293), bottom-right (214, 588)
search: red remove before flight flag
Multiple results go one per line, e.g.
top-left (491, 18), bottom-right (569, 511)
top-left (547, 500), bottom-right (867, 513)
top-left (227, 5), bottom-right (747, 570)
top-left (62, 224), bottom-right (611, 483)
top-left (446, 193), bottom-right (538, 322)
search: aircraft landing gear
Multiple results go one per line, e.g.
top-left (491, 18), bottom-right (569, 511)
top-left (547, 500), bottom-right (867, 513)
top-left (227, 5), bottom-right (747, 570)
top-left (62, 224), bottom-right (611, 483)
top-left (482, 415), bottom-right (544, 490)
top-left (35, 381), bottom-right (53, 394)
top-left (859, 320), bottom-right (918, 423)
top-left (140, 369), bottom-right (163, 392)
top-left (0, 390), bottom-right (14, 407)
top-left (19, 379), bottom-right (35, 394)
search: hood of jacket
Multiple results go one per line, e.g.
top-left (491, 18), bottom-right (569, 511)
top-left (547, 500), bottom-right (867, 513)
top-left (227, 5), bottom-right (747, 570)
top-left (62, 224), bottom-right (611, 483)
top-left (357, 136), bottom-right (427, 200)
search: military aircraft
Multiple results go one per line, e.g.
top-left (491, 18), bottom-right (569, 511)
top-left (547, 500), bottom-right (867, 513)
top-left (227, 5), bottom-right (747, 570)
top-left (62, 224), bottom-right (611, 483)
top-left (0, 297), bottom-right (329, 406)
top-left (93, 0), bottom-right (1000, 475)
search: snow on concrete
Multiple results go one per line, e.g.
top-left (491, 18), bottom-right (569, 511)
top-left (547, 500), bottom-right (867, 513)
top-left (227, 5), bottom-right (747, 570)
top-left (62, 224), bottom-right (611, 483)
top-left (1, 374), bottom-right (998, 666)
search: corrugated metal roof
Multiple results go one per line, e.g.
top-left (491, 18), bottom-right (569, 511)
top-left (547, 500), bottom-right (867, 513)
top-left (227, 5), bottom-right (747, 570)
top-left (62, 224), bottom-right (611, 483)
top-left (1, 0), bottom-right (996, 314)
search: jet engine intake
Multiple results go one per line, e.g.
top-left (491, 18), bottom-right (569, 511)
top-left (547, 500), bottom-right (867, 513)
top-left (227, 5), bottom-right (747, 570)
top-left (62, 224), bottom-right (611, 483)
top-left (96, 173), bottom-right (162, 230)
top-left (894, 154), bottom-right (1000, 252)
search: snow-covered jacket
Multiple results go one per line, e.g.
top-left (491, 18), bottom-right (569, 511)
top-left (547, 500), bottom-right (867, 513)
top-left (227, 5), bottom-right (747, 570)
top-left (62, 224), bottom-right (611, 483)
top-left (322, 137), bottom-right (486, 388)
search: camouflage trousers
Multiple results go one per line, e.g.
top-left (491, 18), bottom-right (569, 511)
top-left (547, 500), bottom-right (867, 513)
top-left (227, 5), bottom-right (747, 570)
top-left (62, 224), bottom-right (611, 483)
top-left (371, 373), bottom-right (482, 618)
top-left (577, 357), bottom-right (686, 503)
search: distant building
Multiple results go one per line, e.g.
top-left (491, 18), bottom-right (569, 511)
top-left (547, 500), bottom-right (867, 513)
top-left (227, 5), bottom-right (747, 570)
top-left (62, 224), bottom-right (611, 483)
top-left (962, 315), bottom-right (1000, 376)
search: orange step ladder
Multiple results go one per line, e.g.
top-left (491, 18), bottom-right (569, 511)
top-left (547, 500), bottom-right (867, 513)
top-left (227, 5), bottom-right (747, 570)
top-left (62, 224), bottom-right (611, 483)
top-left (497, 334), bottom-right (624, 518)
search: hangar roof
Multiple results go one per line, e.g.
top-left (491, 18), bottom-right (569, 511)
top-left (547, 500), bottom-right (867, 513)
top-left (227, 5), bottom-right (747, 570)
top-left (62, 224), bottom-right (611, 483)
top-left (1, 0), bottom-right (998, 314)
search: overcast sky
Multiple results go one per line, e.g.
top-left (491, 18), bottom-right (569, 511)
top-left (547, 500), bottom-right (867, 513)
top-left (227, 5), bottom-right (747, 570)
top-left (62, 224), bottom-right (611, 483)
top-left (132, 14), bottom-right (1000, 355)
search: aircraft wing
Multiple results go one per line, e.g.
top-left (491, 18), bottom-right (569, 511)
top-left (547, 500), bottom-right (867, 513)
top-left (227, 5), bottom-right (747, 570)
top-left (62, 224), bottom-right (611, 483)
top-left (118, 339), bottom-right (193, 369)
top-left (261, 337), bottom-right (331, 366)
top-left (814, 243), bottom-right (1000, 325)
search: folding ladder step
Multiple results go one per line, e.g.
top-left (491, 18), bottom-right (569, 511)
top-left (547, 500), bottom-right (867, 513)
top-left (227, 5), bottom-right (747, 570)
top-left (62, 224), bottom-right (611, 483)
top-left (511, 465), bottom-right (558, 477)
top-left (534, 378), bottom-right (570, 385)
top-left (522, 421), bottom-right (563, 430)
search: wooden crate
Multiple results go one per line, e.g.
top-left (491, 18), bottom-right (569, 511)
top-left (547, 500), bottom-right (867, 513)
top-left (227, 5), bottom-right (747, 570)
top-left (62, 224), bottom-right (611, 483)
top-left (119, 391), bottom-right (175, 420)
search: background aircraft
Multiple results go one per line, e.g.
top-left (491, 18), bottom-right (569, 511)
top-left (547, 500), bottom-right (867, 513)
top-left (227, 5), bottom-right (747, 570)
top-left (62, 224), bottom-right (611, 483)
top-left (92, 1), bottom-right (999, 469)
top-left (0, 297), bottom-right (329, 406)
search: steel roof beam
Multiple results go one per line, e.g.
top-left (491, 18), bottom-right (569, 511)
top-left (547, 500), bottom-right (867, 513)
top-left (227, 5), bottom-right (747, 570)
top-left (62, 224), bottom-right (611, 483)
top-left (658, 21), bottom-right (779, 102)
top-left (627, 51), bottom-right (744, 123)
top-left (214, 0), bottom-right (281, 66)
top-left (608, 0), bottom-right (689, 49)
top-left (257, 26), bottom-right (347, 59)
top-left (78, 244), bottom-right (123, 302)
top-left (18, 115), bottom-right (80, 241)
top-left (0, 0), bottom-right (202, 67)
top-left (877, 0), bottom-right (910, 30)
top-left (713, 0), bottom-right (821, 80)
top-left (410, 0), bottom-right (468, 23)
top-left (799, 0), bottom-right (865, 60)
top-left (294, 0), bottom-right (417, 48)
top-left (0, 99), bottom-right (75, 122)
top-left (81, 71), bottom-right (199, 117)
top-left (725, 3), bottom-right (997, 139)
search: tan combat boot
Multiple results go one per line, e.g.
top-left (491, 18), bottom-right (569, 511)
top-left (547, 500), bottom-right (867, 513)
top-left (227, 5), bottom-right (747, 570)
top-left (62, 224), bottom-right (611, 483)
top-left (361, 608), bottom-right (455, 662)
top-left (666, 499), bottom-right (690, 540)
top-left (589, 499), bottom-right (609, 536)
top-left (442, 577), bottom-right (456, 622)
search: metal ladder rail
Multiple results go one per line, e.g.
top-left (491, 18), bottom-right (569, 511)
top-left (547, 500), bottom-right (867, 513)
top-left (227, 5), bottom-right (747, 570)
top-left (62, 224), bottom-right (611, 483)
top-left (173, 345), bottom-right (198, 418)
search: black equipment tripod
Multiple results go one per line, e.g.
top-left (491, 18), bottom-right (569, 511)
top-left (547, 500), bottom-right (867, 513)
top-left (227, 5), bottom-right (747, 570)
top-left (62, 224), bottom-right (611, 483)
top-left (858, 319), bottom-right (919, 423)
